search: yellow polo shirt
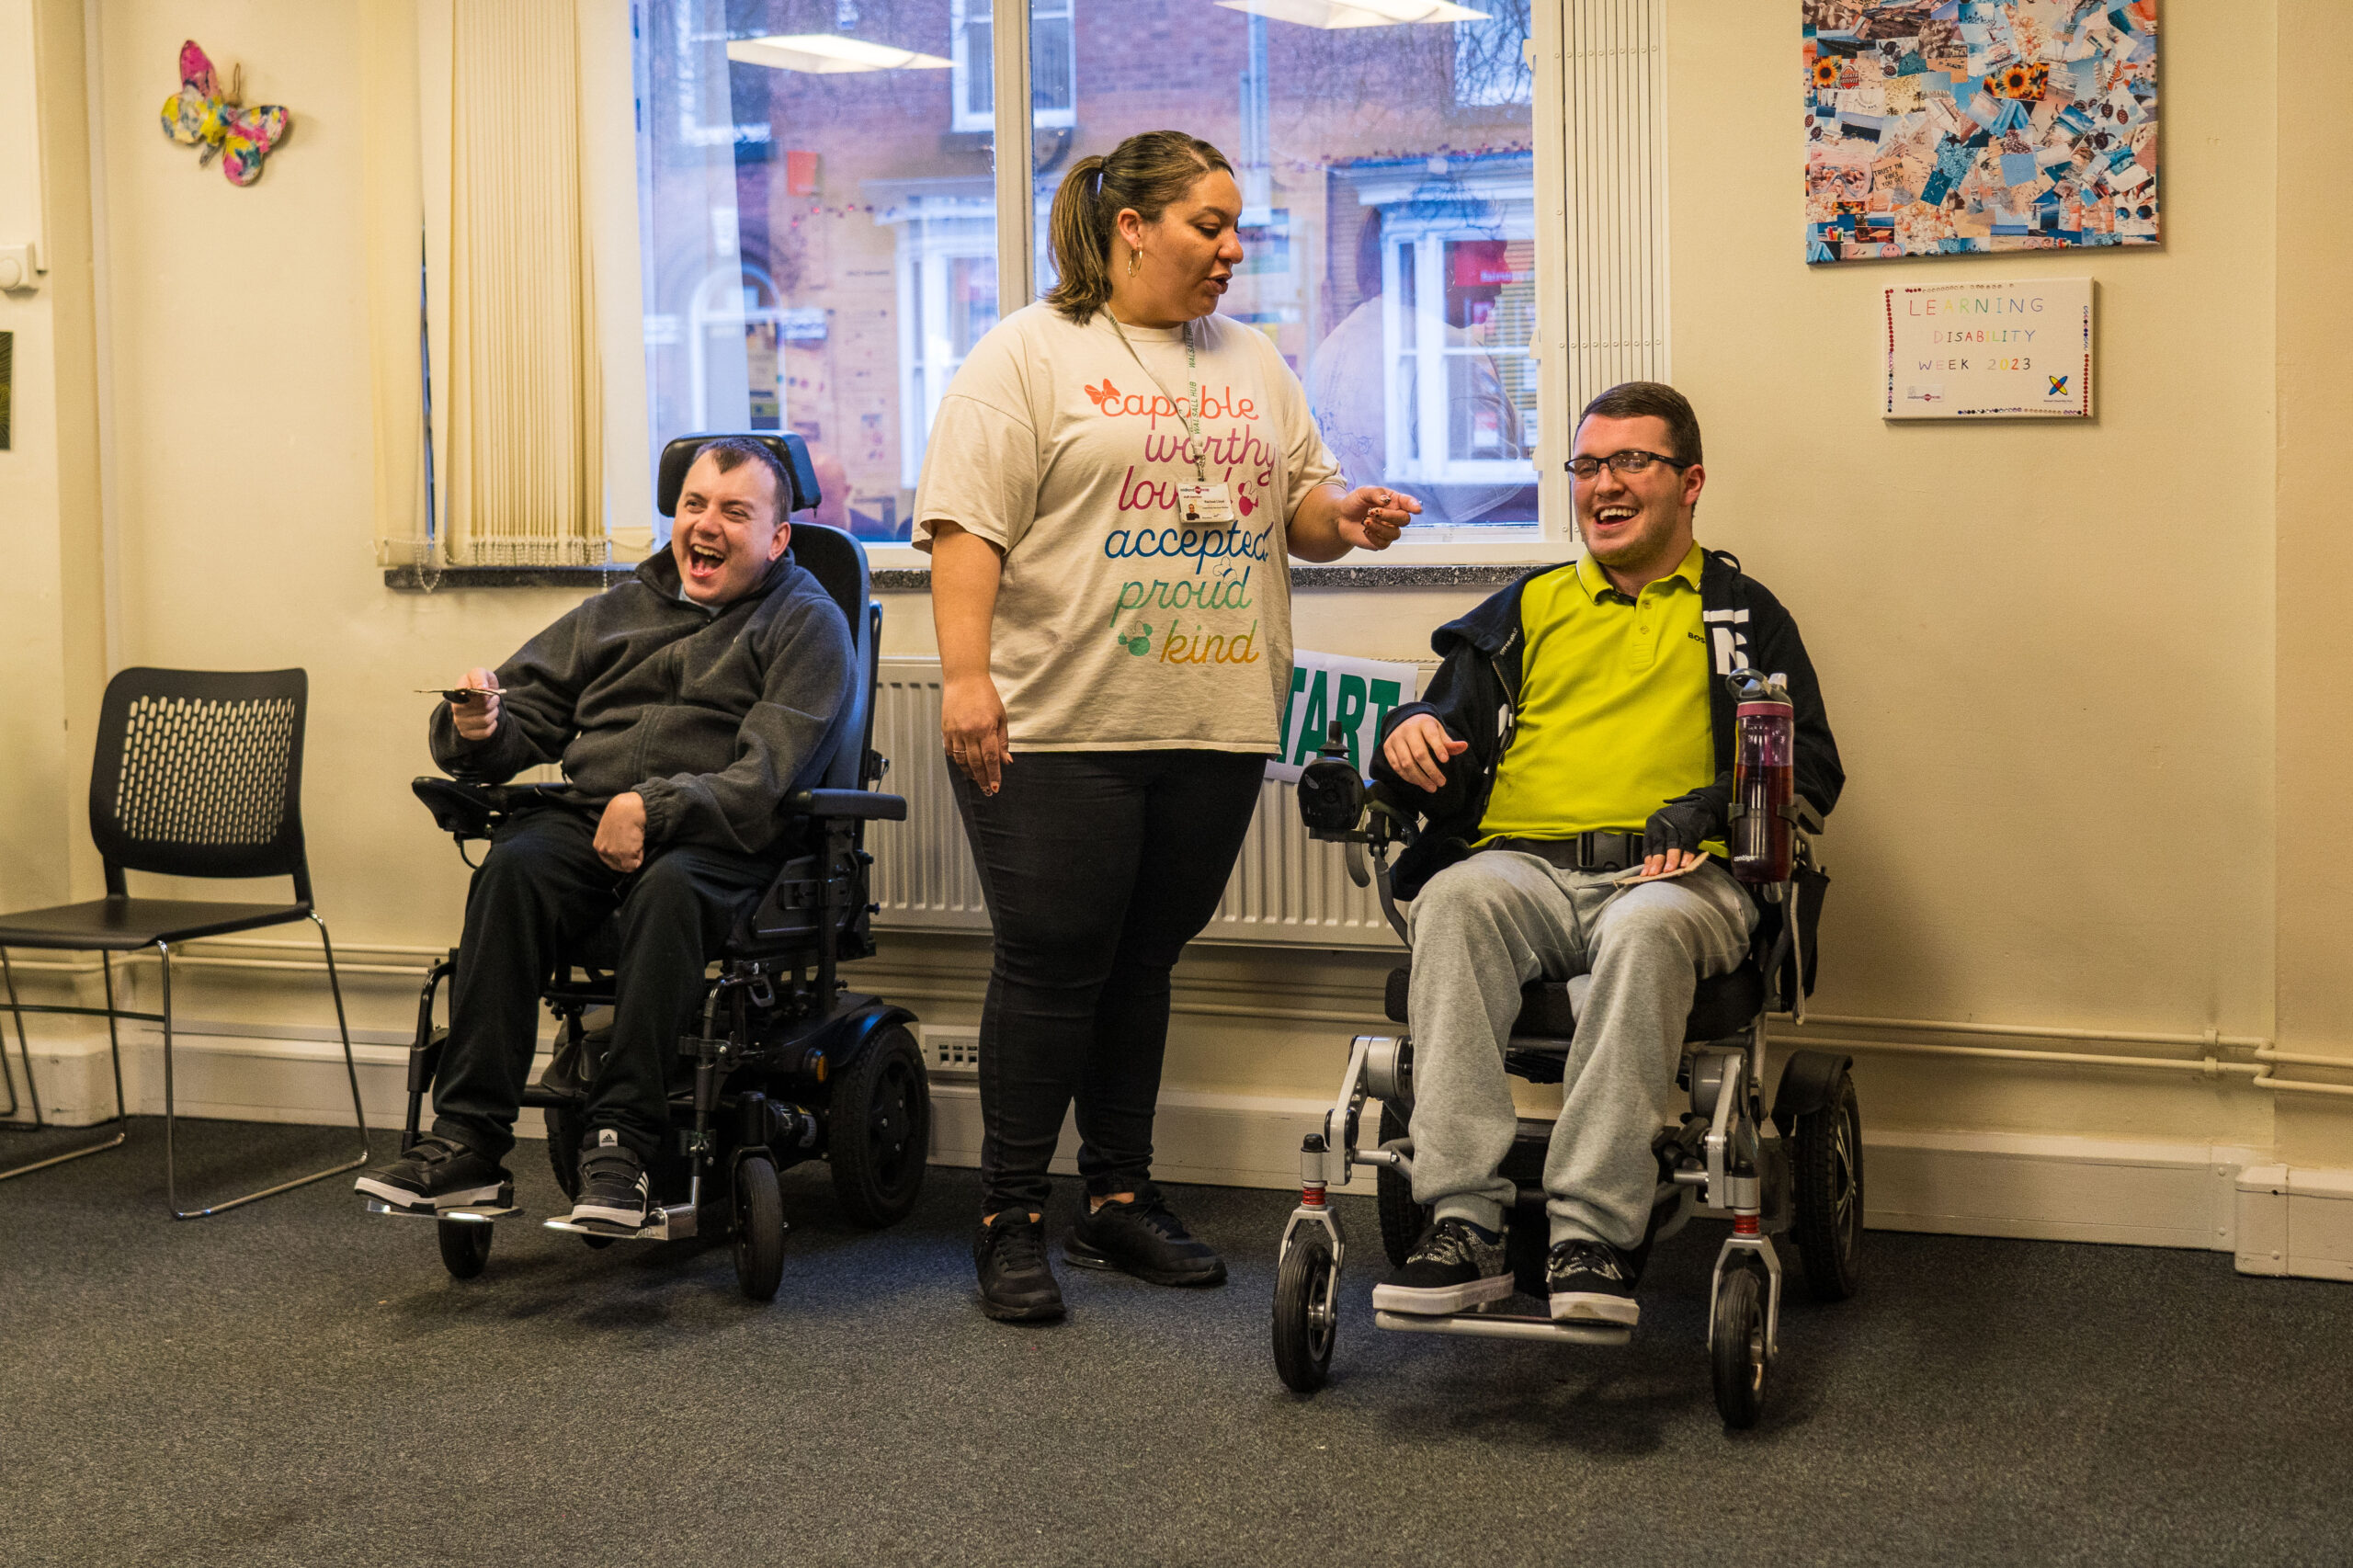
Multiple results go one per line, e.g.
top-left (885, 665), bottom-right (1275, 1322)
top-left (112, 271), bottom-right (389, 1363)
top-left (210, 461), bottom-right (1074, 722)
top-left (1474, 543), bottom-right (1718, 846)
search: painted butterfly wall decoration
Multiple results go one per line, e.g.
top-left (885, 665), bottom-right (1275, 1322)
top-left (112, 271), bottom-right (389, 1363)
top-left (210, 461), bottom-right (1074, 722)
top-left (160, 40), bottom-right (292, 187)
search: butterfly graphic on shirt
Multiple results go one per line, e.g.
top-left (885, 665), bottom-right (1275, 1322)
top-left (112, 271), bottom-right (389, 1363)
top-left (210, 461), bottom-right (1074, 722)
top-left (160, 40), bottom-right (293, 187)
top-left (1084, 379), bottom-right (1121, 413)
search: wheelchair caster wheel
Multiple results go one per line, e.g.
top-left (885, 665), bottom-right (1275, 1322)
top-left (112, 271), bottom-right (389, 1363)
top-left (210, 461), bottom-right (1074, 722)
top-left (733, 1154), bottom-right (787, 1302)
top-left (1710, 1266), bottom-right (1769, 1430)
top-left (1272, 1233), bottom-right (1338, 1393)
top-left (438, 1219), bottom-right (493, 1280)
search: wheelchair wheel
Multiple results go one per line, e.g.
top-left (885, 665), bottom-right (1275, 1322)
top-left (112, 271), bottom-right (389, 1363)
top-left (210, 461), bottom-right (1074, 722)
top-left (828, 1025), bottom-right (928, 1228)
top-left (1790, 1069), bottom-right (1863, 1303)
top-left (733, 1154), bottom-right (787, 1302)
top-left (1374, 1103), bottom-right (1427, 1269)
top-left (1272, 1233), bottom-right (1337, 1393)
top-left (1710, 1265), bottom-right (1769, 1430)
top-left (438, 1219), bottom-right (493, 1279)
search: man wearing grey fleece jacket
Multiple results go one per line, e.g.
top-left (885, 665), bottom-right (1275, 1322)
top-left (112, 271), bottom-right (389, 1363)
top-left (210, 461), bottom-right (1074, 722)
top-left (356, 439), bottom-right (854, 1230)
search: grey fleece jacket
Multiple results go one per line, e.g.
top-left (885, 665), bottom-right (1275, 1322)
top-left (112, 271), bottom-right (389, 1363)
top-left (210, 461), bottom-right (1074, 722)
top-left (428, 549), bottom-right (854, 858)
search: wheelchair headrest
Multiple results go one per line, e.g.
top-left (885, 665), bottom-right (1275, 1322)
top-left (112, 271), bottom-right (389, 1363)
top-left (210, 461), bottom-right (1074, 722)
top-left (656, 432), bottom-right (822, 517)
top-left (787, 523), bottom-right (869, 642)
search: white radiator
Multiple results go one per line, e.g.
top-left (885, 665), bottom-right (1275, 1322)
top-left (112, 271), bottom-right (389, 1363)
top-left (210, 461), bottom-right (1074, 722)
top-left (867, 658), bottom-right (1412, 949)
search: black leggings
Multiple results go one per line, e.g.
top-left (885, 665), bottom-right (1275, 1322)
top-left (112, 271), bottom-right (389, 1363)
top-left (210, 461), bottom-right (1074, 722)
top-left (949, 749), bottom-right (1265, 1215)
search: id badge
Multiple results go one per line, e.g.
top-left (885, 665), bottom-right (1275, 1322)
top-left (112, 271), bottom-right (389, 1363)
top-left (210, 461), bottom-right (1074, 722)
top-left (1176, 483), bottom-right (1236, 525)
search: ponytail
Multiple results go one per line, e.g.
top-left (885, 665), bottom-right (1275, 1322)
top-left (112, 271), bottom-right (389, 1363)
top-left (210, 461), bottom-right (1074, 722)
top-left (1045, 131), bottom-right (1233, 325)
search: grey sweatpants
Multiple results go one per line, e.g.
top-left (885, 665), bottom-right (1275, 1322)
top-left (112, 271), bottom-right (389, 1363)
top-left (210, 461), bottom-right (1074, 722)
top-left (1404, 851), bottom-right (1756, 1249)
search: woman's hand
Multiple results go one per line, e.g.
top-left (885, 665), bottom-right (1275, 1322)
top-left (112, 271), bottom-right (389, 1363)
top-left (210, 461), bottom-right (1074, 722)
top-left (1332, 485), bottom-right (1422, 552)
top-left (928, 520), bottom-right (1011, 794)
top-left (1287, 483), bottom-right (1423, 562)
top-left (942, 674), bottom-right (1011, 794)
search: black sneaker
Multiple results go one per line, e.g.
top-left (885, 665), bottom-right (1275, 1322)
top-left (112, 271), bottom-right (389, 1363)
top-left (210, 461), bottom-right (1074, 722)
top-left (1371, 1217), bottom-right (1512, 1315)
top-left (1066, 1186), bottom-right (1227, 1287)
top-left (974, 1210), bottom-right (1064, 1323)
top-left (567, 1130), bottom-right (650, 1230)
top-left (1547, 1238), bottom-right (1642, 1326)
top-left (355, 1134), bottom-right (511, 1212)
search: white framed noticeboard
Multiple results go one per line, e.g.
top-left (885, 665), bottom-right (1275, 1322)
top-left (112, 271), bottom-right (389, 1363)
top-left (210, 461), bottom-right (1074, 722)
top-left (1883, 278), bottom-right (2094, 420)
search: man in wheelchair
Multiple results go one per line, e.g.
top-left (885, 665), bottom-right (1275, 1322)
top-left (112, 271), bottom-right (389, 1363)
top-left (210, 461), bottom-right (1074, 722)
top-left (1367, 382), bottom-right (1842, 1330)
top-left (355, 437), bottom-right (854, 1231)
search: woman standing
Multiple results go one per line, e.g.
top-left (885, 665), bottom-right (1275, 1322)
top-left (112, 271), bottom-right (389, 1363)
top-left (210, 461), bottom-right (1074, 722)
top-left (915, 131), bottom-right (1420, 1323)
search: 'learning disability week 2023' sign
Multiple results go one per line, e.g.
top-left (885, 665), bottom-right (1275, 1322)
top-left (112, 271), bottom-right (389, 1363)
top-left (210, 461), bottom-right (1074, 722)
top-left (1884, 276), bottom-right (2093, 418)
top-left (1265, 651), bottom-right (1425, 787)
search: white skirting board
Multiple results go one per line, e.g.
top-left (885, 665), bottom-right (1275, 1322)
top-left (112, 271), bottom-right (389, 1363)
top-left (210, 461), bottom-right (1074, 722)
top-left (13, 1028), bottom-right (2351, 1283)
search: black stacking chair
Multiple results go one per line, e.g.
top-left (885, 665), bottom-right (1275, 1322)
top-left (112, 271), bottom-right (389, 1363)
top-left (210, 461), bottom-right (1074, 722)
top-left (0, 667), bottom-right (369, 1216)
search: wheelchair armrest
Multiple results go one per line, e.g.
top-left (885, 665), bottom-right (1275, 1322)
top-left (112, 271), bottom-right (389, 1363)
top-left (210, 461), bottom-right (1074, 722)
top-left (412, 777), bottom-right (502, 839)
top-left (791, 788), bottom-right (908, 822)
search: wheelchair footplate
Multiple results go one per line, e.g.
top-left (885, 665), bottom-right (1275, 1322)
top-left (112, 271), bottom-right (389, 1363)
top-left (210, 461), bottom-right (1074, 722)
top-left (542, 1202), bottom-right (699, 1243)
top-left (1372, 1307), bottom-right (1632, 1347)
top-left (364, 1193), bottom-right (522, 1223)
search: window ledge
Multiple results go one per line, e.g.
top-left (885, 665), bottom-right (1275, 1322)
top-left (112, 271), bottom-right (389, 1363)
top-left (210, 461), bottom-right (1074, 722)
top-left (383, 564), bottom-right (645, 591)
top-left (384, 559), bottom-right (1566, 593)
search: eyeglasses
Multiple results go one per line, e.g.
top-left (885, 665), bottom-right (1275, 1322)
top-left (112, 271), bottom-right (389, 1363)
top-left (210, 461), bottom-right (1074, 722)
top-left (1564, 449), bottom-right (1693, 481)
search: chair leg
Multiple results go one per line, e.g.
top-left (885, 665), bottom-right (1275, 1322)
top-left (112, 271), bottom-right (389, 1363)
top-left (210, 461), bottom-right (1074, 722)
top-left (0, 946), bottom-right (131, 1182)
top-left (164, 925), bottom-right (373, 1221)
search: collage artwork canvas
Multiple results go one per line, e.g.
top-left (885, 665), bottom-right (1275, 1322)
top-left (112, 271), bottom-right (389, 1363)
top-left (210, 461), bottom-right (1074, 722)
top-left (1804, 1), bottom-right (2160, 264)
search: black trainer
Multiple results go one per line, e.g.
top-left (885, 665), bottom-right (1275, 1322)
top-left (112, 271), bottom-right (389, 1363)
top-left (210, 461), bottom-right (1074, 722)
top-left (974, 1210), bottom-right (1065, 1323)
top-left (1547, 1238), bottom-right (1643, 1326)
top-left (567, 1130), bottom-right (650, 1230)
top-left (355, 1133), bottom-right (511, 1212)
top-left (1371, 1216), bottom-right (1513, 1315)
top-left (1065, 1185), bottom-right (1227, 1287)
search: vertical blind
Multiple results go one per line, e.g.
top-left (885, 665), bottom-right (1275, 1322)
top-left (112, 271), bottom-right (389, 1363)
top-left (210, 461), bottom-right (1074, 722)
top-left (445, 0), bottom-right (605, 565)
top-left (1563, 0), bottom-right (1669, 406)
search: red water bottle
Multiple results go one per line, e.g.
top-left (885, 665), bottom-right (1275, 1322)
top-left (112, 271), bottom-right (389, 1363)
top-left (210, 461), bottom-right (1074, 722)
top-left (1730, 670), bottom-right (1794, 883)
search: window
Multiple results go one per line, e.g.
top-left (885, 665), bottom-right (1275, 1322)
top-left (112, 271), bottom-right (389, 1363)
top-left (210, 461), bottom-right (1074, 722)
top-left (1059, 3), bottom-right (1545, 540)
top-left (631, 2), bottom-right (1667, 555)
top-left (952, 0), bottom-right (1075, 133)
top-left (634, 0), bottom-right (990, 543)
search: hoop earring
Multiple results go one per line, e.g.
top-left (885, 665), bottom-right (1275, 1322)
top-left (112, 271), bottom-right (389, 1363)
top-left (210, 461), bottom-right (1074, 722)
top-left (1128, 247), bottom-right (1142, 277)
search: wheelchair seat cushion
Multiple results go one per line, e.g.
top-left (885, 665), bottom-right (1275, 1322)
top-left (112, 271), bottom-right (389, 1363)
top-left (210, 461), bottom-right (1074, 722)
top-left (1381, 961), bottom-right (1766, 1045)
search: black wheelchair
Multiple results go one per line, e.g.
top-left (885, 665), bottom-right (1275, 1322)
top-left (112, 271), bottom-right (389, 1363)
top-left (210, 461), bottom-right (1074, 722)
top-left (370, 433), bottom-right (928, 1302)
top-left (1270, 728), bottom-right (1861, 1428)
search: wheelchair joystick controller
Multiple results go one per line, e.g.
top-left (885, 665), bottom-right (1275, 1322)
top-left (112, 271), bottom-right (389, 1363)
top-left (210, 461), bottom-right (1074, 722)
top-left (1728, 670), bottom-right (1794, 885)
top-left (1297, 722), bottom-right (1368, 838)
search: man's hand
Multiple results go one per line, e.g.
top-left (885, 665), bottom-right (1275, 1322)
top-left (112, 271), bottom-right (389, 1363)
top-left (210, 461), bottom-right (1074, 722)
top-left (449, 668), bottom-right (501, 742)
top-left (595, 791), bottom-right (647, 873)
top-left (941, 674), bottom-right (1011, 795)
top-left (1332, 485), bottom-right (1423, 552)
top-left (1382, 713), bottom-right (1467, 793)
top-left (1641, 801), bottom-right (1718, 879)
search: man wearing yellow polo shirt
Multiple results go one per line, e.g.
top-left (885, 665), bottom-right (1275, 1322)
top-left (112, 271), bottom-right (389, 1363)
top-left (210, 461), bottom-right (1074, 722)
top-left (1367, 381), bottom-right (1843, 1329)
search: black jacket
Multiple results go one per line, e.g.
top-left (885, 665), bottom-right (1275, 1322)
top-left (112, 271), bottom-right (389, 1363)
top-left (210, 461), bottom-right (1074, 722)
top-left (430, 549), bottom-right (854, 858)
top-left (1370, 549), bottom-right (1843, 901)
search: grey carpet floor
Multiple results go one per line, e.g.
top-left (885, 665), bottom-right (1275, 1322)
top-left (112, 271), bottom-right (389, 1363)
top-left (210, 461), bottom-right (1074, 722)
top-left (2, 1117), bottom-right (2349, 1568)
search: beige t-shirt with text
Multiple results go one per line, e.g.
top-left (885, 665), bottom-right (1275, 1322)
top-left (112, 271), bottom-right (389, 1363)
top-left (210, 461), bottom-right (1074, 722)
top-left (913, 301), bottom-right (1341, 752)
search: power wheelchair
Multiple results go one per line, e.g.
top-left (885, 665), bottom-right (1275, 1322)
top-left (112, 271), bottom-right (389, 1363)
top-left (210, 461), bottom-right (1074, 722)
top-left (1269, 727), bottom-right (1861, 1428)
top-left (369, 433), bottom-right (929, 1302)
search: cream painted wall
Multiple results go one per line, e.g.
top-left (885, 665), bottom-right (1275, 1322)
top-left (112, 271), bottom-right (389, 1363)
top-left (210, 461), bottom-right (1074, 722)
top-left (8, 1), bottom-right (2346, 1177)
top-left (2269, 0), bottom-right (2353, 1167)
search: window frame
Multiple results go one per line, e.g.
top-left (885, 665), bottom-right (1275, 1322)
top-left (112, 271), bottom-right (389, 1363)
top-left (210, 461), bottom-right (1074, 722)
top-left (950, 0), bottom-right (1076, 135)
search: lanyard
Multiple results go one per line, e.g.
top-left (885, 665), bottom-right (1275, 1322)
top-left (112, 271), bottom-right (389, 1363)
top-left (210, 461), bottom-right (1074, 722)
top-left (1107, 315), bottom-right (1209, 484)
